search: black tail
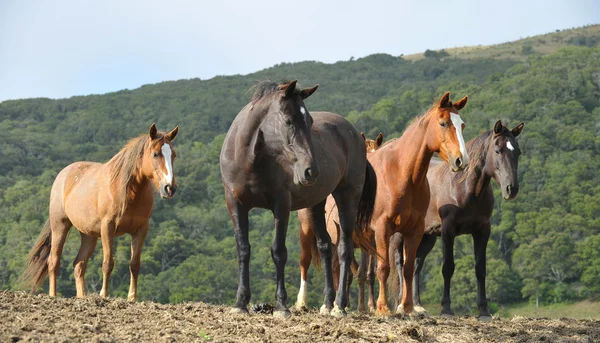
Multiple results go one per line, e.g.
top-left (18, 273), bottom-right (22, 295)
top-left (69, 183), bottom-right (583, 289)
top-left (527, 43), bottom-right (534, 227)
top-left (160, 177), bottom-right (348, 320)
top-left (21, 219), bottom-right (52, 292)
top-left (355, 161), bottom-right (378, 258)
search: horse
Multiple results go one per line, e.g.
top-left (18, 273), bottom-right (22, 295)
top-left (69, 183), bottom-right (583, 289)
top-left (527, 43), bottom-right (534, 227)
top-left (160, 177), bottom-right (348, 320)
top-left (219, 80), bottom-right (377, 318)
top-left (367, 92), bottom-right (469, 316)
top-left (390, 120), bottom-right (524, 321)
top-left (295, 132), bottom-right (383, 313)
top-left (22, 124), bottom-right (179, 301)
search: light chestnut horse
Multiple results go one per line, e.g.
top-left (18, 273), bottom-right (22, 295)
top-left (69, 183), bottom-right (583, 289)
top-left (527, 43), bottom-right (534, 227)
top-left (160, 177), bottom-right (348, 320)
top-left (22, 124), bottom-right (178, 301)
top-left (295, 132), bottom-right (383, 313)
top-left (368, 93), bottom-right (469, 316)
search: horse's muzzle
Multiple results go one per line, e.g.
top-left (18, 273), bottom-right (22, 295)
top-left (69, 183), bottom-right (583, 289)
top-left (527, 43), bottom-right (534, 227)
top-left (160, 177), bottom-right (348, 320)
top-left (502, 184), bottom-right (519, 200)
top-left (161, 184), bottom-right (177, 198)
top-left (450, 156), bottom-right (467, 172)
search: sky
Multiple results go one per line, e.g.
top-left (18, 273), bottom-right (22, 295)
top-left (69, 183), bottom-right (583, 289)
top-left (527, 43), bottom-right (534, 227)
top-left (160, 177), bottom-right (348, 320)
top-left (0, 0), bottom-right (598, 102)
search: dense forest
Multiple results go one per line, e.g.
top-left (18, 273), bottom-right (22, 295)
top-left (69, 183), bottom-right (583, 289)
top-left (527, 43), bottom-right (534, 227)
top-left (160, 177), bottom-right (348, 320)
top-left (1, 25), bottom-right (599, 315)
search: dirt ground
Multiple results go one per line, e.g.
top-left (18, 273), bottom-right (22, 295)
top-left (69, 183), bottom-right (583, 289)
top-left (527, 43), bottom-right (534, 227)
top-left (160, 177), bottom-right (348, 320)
top-left (1, 291), bottom-right (598, 343)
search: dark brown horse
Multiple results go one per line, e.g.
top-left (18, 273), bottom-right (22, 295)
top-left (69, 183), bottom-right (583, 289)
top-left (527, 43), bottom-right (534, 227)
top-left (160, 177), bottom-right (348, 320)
top-left (220, 81), bottom-right (377, 318)
top-left (367, 93), bottom-right (469, 316)
top-left (391, 121), bottom-right (524, 321)
top-left (22, 124), bottom-right (179, 301)
top-left (295, 132), bottom-right (383, 313)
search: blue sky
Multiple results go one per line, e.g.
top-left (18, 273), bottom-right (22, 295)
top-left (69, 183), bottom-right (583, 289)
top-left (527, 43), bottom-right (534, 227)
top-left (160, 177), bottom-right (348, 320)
top-left (0, 0), bottom-right (598, 102)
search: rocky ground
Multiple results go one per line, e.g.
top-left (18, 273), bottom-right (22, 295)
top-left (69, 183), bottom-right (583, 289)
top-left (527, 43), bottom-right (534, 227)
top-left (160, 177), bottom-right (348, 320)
top-left (1, 291), bottom-right (598, 342)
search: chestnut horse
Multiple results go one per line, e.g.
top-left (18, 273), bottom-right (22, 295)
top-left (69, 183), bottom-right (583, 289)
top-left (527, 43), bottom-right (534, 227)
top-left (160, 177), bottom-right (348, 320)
top-left (368, 92), bottom-right (469, 316)
top-left (295, 132), bottom-right (383, 313)
top-left (22, 124), bottom-right (179, 301)
top-left (220, 81), bottom-right (377, 318)
top-left (391, 121), bottom-right (523, 321)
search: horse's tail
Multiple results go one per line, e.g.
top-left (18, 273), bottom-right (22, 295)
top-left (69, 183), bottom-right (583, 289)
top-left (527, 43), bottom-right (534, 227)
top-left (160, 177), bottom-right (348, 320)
top-left (311, 233), bottom-right (322, 271)
top-left (355, 161), bottom-right (378, 258)
top-left (21, 219), bottom-right (52, 292)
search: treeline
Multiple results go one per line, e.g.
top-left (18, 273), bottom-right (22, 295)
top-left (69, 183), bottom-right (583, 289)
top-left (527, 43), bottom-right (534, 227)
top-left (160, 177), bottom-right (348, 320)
top-left (1, 34), bottom-right (599, 314)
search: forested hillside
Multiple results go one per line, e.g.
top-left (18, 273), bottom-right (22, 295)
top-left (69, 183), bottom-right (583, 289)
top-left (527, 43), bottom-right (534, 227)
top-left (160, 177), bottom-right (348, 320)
top-left (1, 25), bottom-right (599, 314)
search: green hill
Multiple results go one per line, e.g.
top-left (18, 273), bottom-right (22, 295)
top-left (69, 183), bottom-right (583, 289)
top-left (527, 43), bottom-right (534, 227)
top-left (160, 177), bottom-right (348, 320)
top-left (1, 25), bottom-right (599, 315)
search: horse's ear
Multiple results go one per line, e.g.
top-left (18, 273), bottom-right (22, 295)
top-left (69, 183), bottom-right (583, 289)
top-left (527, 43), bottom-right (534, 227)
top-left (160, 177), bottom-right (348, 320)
top-left (149, 123), bottom-right (158, 140)
top-left (493, 120), bottom-right (503, 135)
top-left (166, 126), bottom-right (179, 141)
top-left (300, 84), bottom-right (319, 99)
top-left (280, 80), bottom-right (298, 98)
top-left (511, 122), bottom-right (524, 137)
top-left (455, 96), bottom-right (468, 110)
top-left (438, 92), bottom-right (451, 108)
top-left (360, 132), bottom-right (366, 141)
top-left (375, 133), bottom-right (384, 147)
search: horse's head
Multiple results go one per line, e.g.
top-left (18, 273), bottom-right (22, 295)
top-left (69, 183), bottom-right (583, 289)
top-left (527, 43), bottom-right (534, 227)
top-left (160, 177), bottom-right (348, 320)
top-left (257, 80), bottom-right (320, 186)
top-left (428, 92), bottom-right (469, 172)
top-left (488, 120), bottom-right (524, 200)
top-left (361, 132), bottom-right (384, 153)
top-left (142, 123), bottom-right (179, 199)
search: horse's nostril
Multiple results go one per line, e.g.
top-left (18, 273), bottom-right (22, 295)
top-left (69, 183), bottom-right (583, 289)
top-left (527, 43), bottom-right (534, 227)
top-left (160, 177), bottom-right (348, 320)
top-left (506, 185), bottom-right (511, 194)
top-left (455, 158), bottom-right (462, 168)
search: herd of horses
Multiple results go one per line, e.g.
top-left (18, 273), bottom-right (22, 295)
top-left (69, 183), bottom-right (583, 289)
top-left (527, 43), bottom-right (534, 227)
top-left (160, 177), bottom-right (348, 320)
top-left (22, 80), bottom-right (523, 322)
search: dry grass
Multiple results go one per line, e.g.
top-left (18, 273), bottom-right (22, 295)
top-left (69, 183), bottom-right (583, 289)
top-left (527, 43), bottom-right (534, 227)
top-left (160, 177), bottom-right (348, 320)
top-left (403, 24), bottom-right (600, 61)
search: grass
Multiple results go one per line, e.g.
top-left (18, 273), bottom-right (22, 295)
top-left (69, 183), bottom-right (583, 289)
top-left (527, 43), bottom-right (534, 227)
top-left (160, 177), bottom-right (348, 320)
top-left (497, 300), bottom-right (600, 320)
top-left (402, 24), bottom-right (600, 61)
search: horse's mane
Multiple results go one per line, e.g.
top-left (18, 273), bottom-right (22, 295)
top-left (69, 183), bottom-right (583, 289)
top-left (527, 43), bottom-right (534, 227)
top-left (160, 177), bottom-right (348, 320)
top-left (379, 102), bottom-right (443, 149)
top-left (250, 80), bottom-right (299, 104)
top-left (109, 131), bottom-right (165, 222)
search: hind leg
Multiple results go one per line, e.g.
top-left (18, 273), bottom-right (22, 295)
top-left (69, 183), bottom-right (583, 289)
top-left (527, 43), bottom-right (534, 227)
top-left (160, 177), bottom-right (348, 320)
top-left (413, 234), bottom-right (436, 315)
top-left (73, 232), bottom-right (98, 298)
top-left (397, 225), bottom-right (424, 317)
top-left (366, 250), bottom-right (377, 313)
top-left (295, 210), bottom-right (314, 310)
top-left (48, 217), bottom-right (71, 297)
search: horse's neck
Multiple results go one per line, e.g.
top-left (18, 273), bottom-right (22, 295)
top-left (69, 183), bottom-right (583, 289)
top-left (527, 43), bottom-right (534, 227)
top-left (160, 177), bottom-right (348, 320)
top-left (235, 103), bottom-right (268, 163)
top-left (463, 148), bottom-right (493, 198)
top-left (394, 123), bottom-right (434, 185)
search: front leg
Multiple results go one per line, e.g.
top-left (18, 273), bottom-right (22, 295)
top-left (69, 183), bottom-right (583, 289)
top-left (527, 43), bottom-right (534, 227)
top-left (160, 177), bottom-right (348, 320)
top-left (99, 219), bottom-right (116, 298)
top-left (128, 223), bottom-right (149, 302)
top-left (473, 223), bottom-right (492, 321)
top-left (440, 222), bottom-right (456, 318)
top-left (271, 193), bottom-right (292, 318)
top-left (225, 188), bottom-right (251, 314)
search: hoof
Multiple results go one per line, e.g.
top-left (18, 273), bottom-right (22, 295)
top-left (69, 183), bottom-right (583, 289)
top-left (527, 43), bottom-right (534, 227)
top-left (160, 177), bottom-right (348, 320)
top-left (413, 305), bottom-right (429, 317)
top-left (273, 310), bottom-right (292, 319)
top-left (376, 308), bottom-right (393, 317)
top-left (229, 307), bottom-right (249, 315)
top-left (440, 313), bottom-right (454, 319)
top-left (319, 304), bottom-right (331, 315)
top-left (478, 315), bottom-right (493, 322)
top-left (330, 304), bottom-right (347, 318)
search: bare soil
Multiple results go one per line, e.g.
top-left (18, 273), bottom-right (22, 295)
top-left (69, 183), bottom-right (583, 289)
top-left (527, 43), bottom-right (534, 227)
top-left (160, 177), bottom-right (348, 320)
top-left (1, 291), bottom-right (598, 342)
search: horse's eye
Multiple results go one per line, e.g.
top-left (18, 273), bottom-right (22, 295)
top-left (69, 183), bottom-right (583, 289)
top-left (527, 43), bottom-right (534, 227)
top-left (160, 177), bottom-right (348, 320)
top-left (440, 122), bottom-right (446, 128)
top-left (495, 148), bottom-right (501, 155)
top-left (285, 118), bottom-right (293, 126)
top-left (153, 152), bottom-right (159, 158)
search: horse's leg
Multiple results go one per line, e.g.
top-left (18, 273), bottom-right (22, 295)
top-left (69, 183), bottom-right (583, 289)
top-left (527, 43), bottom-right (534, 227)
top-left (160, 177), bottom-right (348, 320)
top-left (48, 217), bottom-right (71, 297)
top-left (390, 232), bottom-right (403, 311)
top-left (271, 194), bottom-right (292, 318)
top-left (413, 234), bottom-right (436, 315)
top-left (295, 212), bottom-right (313, 310)
top-left (307, 200), bottom-right (335, 315)
top-left (128, 224), bottom-right (149, 302)
top-left (440, 222), bottom-right (456, 318)
top-left (473, 223), bottom-right (492, 321)
top-left (357, 248), bottom-right (368, 313)
top-left (225, 188), bottom-right (251, 314)
top-left (99, 220), bottom-right (116, 298)
top-left (398, 225), bottom-right (424, 317)
top-left (73, 232), bottom-right (97, 298)
top-left (374, 219), bottom-right (392, 316)
top-left (366, 249), bottom-right (376, 313)
top-left (332, 244), bottom-right (340, 292)
top-left (332, 190), bottom-right (359, 317)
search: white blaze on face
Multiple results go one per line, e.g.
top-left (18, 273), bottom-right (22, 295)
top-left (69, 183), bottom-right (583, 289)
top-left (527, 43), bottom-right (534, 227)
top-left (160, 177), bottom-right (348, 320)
top-left (161, 143), bottom-right (174, 184)
top-left (450, 112), bottom-right (469, 165)
top-left (507, 141), bottom-right (515, 151)
top-left (300, 106), bottom-right (309, 126)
